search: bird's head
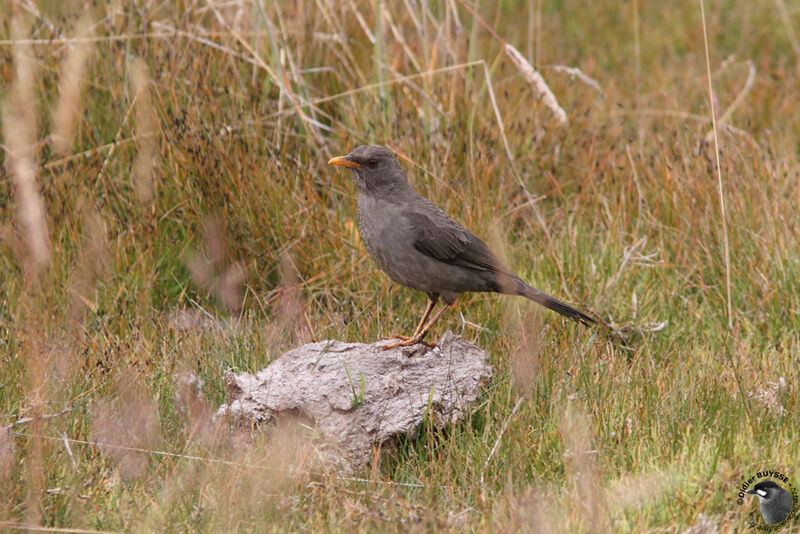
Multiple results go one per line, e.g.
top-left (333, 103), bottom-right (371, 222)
top-left (328, 145), bottom-right (406, 194)
top-left (746, 480), bottom-right (785, 501)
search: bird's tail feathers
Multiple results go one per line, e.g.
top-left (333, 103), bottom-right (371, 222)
top-left (516, 280), bottom-right (595, 327)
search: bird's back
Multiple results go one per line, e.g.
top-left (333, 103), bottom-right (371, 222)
top-left (356, 186), bottom-right (504, 300)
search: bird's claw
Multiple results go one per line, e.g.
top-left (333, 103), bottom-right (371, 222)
top-left (381, 336), bottom-right (436, 351)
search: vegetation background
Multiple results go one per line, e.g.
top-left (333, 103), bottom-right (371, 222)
top-left (1, 0), bottom-right (798, 531)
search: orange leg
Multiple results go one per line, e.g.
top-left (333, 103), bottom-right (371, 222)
top-left (382, 301), bottom-right (454, 351)
top-left (390, 297), bottom-right (437, 341)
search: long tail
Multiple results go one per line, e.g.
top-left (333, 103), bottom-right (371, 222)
top-left (515, 280), bottom-right (595, 327)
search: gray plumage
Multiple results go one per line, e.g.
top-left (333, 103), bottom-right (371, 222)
top-left (328, 145), bottom-right (594, 347)
top-left (747, 480), bottom-right (793, 525)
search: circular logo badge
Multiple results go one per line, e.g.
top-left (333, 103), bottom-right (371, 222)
top-left (736, 470), bottom-right (798, 530)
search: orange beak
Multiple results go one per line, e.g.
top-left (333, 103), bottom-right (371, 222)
top-left (327, 155), bottom-right (361, 169)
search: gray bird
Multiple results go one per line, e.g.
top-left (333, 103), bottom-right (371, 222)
top-left (747, 480), bottom-right (793, 525)
top-left (327, 145), bottom-right (594, 350)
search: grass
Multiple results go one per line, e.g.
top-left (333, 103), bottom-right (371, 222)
top-left (1, 0), bottom-right (799, 531)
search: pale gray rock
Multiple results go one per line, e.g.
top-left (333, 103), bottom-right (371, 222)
top-left (215, 332), bottom-right (492, 466)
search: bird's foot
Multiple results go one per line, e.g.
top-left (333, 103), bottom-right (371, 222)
top-left (387, 334), bottom-right (411, 341)
top-left (381, 335), bottom-right (436, 351)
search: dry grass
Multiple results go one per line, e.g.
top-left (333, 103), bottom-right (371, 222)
top-left (1, 0), bottom-right (799, 532)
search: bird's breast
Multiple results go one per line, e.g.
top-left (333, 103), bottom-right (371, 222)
top-left (356, 195), bottom-right (411, 273)
top-left (355, 193), bottom-right (496, 296)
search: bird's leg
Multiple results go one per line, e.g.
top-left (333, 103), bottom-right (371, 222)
top-left (411, 297), bottom-right (437, 338)
top-left (413, 303), bottom-right (452, 339)
top-left (382, 301), bottom-right (453, 351)
top-left (391, 297), bottom-right (437, 341)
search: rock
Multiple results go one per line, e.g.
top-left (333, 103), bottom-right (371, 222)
top-left (215, 332), bottom-right (493, 466)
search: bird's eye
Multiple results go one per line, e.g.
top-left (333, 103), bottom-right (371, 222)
top-left (367, 158), bottom-right (378, 166)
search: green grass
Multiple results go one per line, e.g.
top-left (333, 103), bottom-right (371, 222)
top-left (1, 0), bottom-right (799, 532)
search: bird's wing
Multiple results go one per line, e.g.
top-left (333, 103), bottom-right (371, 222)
top-left (405, 202), bottom-right (513, 275)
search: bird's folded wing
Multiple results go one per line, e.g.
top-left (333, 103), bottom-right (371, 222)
top-left (406, 209), bottom-right (513, 275)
